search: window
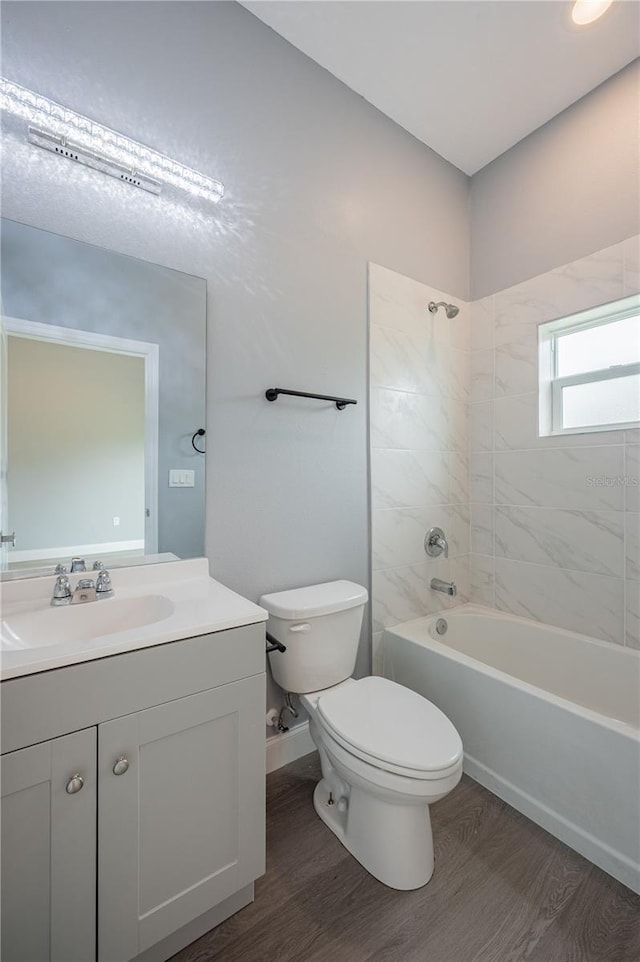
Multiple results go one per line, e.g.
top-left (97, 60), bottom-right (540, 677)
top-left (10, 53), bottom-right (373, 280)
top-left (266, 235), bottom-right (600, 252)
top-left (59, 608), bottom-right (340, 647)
top-left (538, 294), bottom-right (640, 437)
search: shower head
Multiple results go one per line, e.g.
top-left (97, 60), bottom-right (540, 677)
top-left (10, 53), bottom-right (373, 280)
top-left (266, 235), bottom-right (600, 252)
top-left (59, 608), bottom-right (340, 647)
top-left (428, 300), bottom-right (459, 319)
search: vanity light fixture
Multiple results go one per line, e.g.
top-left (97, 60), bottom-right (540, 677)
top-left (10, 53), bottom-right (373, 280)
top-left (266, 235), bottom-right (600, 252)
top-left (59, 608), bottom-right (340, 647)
top-left (571, 0), bottom-right (614, 25)
top-left (0, 78), bottom-right (224, 203)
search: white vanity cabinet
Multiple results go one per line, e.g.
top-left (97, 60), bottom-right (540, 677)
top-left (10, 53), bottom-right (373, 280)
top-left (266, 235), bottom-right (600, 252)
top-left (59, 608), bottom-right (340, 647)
top-left (0, 622), bottom-right (266, 962)
top-left (1, 729), bottom-right (97, 962)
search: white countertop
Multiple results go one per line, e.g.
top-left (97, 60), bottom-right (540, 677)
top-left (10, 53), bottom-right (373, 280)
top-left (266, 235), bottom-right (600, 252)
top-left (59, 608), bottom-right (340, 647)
top-left (0, 558), bottom-right (268, 681)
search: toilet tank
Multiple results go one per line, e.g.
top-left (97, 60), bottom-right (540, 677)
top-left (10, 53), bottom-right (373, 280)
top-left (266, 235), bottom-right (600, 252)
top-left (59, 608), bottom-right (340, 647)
top-left (259, 581), bottom-right (368, 694)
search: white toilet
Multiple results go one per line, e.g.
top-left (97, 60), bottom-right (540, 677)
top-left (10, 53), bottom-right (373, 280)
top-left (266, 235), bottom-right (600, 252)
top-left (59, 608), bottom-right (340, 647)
top-left (260, 580), bottom-right (463, 890)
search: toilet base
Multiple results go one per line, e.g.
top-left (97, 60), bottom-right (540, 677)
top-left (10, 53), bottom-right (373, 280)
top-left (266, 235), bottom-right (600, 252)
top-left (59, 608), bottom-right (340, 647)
top-left (312, 775), bottom-right (435, 891)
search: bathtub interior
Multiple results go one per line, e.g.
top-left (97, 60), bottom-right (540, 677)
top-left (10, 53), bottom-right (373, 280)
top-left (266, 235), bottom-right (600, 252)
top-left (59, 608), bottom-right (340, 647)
top-left (387, 604), bottom-right (639, 729)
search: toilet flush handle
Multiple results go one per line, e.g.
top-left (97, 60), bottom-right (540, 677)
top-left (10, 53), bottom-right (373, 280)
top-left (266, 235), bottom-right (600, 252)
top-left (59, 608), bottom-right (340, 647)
top-left (289, 623), bottom-right (311, 633)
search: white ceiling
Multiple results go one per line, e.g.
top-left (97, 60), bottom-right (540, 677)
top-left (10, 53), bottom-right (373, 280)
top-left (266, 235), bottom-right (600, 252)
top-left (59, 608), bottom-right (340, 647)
top-left (240, 0), bottom-right (640, 175)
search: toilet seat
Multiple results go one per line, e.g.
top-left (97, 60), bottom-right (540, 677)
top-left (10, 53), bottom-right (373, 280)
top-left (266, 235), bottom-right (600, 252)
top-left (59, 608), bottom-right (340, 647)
top-left (316, 676), bottom-right (462, 781)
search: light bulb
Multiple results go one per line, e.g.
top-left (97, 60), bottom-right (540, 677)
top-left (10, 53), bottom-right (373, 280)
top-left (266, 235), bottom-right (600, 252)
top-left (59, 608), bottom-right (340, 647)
top-left (571, 0), bottom-right (614, 26)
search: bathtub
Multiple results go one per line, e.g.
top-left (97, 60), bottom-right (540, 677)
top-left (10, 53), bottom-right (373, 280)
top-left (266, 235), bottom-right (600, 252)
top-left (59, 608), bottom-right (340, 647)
top-left (382, 604), bottom-right (640, 894)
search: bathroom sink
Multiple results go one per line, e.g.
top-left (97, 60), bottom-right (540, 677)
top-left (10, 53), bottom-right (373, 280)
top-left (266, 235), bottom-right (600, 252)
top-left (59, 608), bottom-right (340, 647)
top-left (1, 595), bottom-right (175, 651)
top-left (0, 557), bottom-right (268, 680)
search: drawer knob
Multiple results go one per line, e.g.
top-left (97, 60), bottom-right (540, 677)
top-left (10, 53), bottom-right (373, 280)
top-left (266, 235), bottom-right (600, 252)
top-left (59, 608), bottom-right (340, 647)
top-left (66, 774), bottom-right (84, 794)
top-left (113, 756), bottom-right (130, 776)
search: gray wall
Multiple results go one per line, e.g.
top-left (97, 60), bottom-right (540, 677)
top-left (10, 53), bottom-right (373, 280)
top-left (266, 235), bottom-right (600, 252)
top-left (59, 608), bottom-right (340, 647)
top-left (0, 1), bottom-right (469, 687)
top-left (470, 60), bottom-right (640, 298)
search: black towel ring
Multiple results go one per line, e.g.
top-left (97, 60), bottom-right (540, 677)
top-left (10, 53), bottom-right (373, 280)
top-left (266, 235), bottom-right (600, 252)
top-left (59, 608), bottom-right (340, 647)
top-left (191, 428), bottom-right (206, 454)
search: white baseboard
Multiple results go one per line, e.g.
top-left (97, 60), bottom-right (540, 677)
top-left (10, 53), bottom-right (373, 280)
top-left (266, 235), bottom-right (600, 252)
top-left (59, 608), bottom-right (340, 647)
top-left (266, 721), bottom-right (315, 774)
top-left (10, 540), bottom-right (144, 563)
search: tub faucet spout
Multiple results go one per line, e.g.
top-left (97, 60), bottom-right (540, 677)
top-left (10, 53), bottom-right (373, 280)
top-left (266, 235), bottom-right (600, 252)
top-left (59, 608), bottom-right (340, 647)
top-left (431, 578), bottom-right (457, 597)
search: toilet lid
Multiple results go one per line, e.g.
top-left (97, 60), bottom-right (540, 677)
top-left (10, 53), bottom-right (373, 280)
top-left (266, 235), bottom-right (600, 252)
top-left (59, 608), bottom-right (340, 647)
top-left (317, 676), bottom-right (462, 777)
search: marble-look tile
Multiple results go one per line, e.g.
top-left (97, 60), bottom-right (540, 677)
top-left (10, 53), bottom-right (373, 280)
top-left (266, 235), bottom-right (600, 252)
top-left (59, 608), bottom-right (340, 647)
top-left (470, 400), bottom-right (494, 453)
top-left (494, 558), bottom-right (624, 645)
top-left (370, 388), bottom-right (449, 451)
top-left (470, 349), bottom-right (494, 402)
top-left (450, 449), bottom-right (469, 506)
top-left (625, 512), bottom-right (640, 581)
top-left (625, 445), bottom-right (640, 512)
top-left (370, 449), bottom-right (450, 509)
top-left (495, 393), bottom-right (624, 451)
top-left (451, 303), bottom-right (470, 351)
top-left (451, 554), bottom-right (470, 602)
top-left (449, 399), bottom-right (469, 454)
top-left (623, 234), bottom-right (640, 296)
top-left (372, 557), bottom-right (455, 630)
top-left (470, 452), bottom-right (493, 503)
top-left (451, 503), bottom-right (470, 557)
top-left (470, 297), bottom-right (493, 351)
top-left (494, 244), bottom-right (624, 332)
top-left (495, 506), bottom-right (624, 577)
top-left (468, 554), bottom-right (494, 607)
top-left (494, 447), bottom-right (625, 511)
top-left (371, 631), bottom-right (385, 676)
top-left (372, 505), bottom-right (451, 570)
top-left (494, 338), bottom-right (537, 398)
top-left (450, 348), bottom-right (470, 402)
top-left (370, 325), bottom-right (449, 397)
top-left (368, 262), bottom-right (452, 343)
top-left (625, 580), bottom-right (640, 648)
top-left (471, 504), bottom-right (494, 556)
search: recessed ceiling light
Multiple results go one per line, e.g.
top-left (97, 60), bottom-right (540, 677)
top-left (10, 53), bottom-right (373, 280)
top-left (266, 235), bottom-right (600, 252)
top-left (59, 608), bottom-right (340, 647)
top-left (571, 0), bottom-right (615, 26)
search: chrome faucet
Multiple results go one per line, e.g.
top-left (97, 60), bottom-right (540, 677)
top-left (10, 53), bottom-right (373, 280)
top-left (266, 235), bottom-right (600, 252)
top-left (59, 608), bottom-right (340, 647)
top-left (51, 569), bottom-right (114, 606)
top-left (424, 527), bottom-right (449, 559)
top-left (431, 578), bottom-right (457, 597)
top-left (72, 578), bottom-right (97, 604)
top-left (70, 557), bottom-right (87, 572)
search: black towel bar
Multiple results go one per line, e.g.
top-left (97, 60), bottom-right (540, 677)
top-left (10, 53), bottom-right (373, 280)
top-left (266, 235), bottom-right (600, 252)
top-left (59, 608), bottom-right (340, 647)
top-left (265, 387), bottom-right (357, 410)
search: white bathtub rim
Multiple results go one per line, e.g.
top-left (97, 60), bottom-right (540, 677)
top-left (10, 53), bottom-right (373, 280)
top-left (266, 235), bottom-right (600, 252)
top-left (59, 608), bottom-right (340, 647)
top-left (395, 602), bottom-right (639, 660)
top-left (464, 753), bottom-right (640, 895)
top-left (383, 604), bottom-right (639, 739)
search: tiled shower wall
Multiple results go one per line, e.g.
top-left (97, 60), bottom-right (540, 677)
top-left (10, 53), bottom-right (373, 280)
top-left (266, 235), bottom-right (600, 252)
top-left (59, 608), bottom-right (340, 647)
top-left (369, 263), bottom-right (470, 673)
top-left (370, 236), bottom-right (640, 657)
top-left (468, 236), bottom-right (640, 648)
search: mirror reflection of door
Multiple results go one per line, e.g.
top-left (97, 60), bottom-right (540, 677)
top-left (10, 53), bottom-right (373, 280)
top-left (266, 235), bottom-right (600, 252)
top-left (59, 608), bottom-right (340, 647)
top-left (3, 319), bottom-right (159, 571)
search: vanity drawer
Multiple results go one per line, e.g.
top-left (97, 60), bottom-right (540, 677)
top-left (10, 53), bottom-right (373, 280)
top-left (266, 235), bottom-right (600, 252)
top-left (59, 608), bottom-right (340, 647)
top-left (1, 623), bottom-right (265, 754)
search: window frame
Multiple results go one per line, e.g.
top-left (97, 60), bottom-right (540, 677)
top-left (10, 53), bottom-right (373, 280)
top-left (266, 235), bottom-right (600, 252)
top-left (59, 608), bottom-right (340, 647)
top-left (538, 293), bottom-right (640, 438)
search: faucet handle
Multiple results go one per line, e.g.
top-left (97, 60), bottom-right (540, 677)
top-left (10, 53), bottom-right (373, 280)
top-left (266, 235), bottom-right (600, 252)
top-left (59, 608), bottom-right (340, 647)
top-left (51, 574), bottom-right (72, 606)
top-left (425, 526), bottom-right (449, 559)
top-left (92, 561), bottom-right (104, 571)
top-left (54, 563), bottom-right (68, 574)
top-left (96, 569), bottom-right (114, 599)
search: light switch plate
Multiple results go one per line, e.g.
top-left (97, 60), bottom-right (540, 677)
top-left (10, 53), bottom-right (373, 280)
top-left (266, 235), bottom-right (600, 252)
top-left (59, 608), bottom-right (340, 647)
top-left (169, 469), bottom-right (195, 488)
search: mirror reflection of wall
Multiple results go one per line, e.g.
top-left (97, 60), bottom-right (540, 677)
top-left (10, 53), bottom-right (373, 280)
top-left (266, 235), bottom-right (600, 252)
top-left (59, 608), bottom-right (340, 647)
top-left (0, 218), bottom-right (207, 573)
top-left (8, 336), bottom-right (146, 568)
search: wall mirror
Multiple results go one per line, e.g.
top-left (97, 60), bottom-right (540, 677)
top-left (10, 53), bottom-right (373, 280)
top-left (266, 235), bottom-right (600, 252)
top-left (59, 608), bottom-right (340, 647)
top-left (0, 218), bottom-right (206, 576)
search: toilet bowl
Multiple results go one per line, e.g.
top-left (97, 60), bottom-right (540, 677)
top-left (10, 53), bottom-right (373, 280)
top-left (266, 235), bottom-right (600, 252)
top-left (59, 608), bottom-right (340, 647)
top-left (260, 581), bottom-right (463, 890)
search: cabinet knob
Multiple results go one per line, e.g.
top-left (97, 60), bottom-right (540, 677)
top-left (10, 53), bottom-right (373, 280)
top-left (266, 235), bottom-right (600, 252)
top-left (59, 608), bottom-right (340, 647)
top-left (113, 756), bottom-right (130, 776)
top-left (66, 774), bottom-right (84, 794)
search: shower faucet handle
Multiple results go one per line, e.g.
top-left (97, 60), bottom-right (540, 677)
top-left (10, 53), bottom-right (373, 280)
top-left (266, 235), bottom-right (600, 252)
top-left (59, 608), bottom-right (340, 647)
top-left (425, 527), bottom-right (449, 559)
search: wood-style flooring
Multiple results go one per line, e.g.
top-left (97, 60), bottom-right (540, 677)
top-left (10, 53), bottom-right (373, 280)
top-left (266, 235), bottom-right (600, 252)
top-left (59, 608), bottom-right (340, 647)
top-left (171, 752), bottom-right (640, 962)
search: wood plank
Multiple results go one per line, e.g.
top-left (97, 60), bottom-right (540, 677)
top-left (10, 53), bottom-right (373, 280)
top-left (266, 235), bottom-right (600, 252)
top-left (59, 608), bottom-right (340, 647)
top-left (169, 753), bottom-right (640, 962)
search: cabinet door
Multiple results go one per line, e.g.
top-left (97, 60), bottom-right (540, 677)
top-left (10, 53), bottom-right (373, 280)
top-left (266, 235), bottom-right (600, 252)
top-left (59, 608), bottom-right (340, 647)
top-left (98, 674), bottom-right (265, 961)
top-left (1, 728), bottom-right (97, 962)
